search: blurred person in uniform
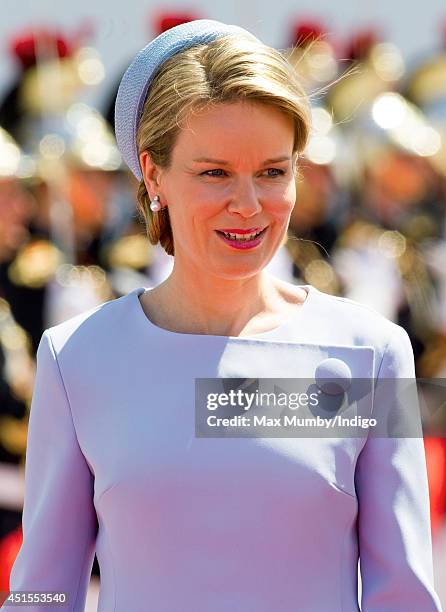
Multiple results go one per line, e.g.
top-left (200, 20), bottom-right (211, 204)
top-left (0, 127), bottom-right (37, 587)
top-left (282, 20), bottom-right (346, 294)
top-left (325, 27), bottom-right (440, 344)
top-left (0, 124), bottom-right (50, 354)
top-left (0, 27), bottom-right (134, 334)
top-left (0, 295), bottom-right (35, 593)
top-left (403, 22), bottom-right (446, 336)
top-left (327, 27), bottom-right (446, 547)
top-left (402, 21), bottom-right (446, 541)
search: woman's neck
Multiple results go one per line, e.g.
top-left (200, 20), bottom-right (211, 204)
top-left (140, 269), bottom-right (307, 337)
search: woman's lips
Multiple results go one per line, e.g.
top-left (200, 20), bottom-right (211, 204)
top-left (217, 227), bottom-right (264, 234)
top-left (215, 227), bottom-right (268, 250)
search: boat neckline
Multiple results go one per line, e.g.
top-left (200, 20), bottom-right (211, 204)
top-left (129, 283), bottom-right (319, 341)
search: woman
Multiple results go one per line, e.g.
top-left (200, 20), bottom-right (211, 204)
top-left (3, 19), bottom-right (442, 612)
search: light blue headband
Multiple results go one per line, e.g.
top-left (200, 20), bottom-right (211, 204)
top-left (114, 19), bottom-right (260, 181)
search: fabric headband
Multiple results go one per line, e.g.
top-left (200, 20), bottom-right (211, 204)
top-left (114, 19), bottom-right (260, 181)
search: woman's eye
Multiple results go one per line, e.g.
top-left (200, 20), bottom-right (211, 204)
top-left (202, 169), bottom-right (226, 177)
top-left (266, 168), bottom-right (285, 177)
top-left (201, 168), bottom-right (286, 178)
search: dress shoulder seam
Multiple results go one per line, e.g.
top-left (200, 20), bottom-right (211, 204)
top-left (44, 329), bottom-right (81, 447)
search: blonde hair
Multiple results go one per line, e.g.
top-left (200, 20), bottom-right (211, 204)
top-left (136, 33), bottom-right (311, 256)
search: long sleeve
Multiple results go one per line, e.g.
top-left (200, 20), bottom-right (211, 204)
top-left (355, 324), bottom-right (443, 611)
top-left (1, 330), bottom-right (98, 611)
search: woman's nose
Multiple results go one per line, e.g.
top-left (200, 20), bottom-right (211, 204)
top-left (226, 179), bottom-right (263, 217)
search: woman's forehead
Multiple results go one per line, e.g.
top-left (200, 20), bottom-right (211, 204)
top-left (176, 102), bottom-right (294, 145)
top-left (183, 99), bottom-right (289, 122)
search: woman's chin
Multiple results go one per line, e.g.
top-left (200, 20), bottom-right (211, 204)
top-left (206, 258), bottom-right (268, 280)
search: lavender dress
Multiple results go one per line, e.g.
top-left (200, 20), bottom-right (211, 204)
top-left (2, 285), bottom-right (442, 611)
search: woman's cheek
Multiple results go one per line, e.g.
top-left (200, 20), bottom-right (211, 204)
top-left (266, 198), bottom-right (295, 220)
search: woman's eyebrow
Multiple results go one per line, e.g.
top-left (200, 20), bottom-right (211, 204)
top-left (192, 155), bottom-right (291, 165)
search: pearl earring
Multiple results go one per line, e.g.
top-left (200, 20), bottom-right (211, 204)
top-left (150, 195), bottom-right (161, 212)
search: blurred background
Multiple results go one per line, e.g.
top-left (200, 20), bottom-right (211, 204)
top-left (1, 1), bottom-right (446, 609)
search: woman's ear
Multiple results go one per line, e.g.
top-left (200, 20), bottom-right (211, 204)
top-left (139, 150), bottom-right (162, 197)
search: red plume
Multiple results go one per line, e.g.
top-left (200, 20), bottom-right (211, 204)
top-left (9, 28), bottom-right (72, 69)
top-left (152, 11), bottom-right (201, 35)
top-left (291, 19), bottom-right (326, 48)
top-left (344, 28), bottom-right (381, 62)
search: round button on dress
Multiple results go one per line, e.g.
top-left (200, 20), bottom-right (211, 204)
top-left (315, 358), bottom-right (352, 395)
